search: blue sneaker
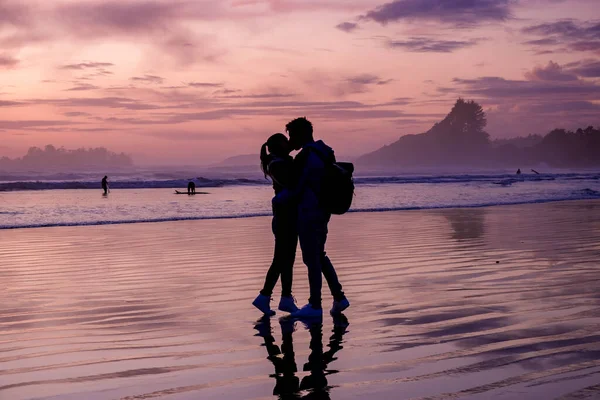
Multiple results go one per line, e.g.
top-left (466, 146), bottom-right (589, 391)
top-left (330, 298), bottom-right (350, 315)
top-left (278, 296), bottom-right (299, 313)
top-left (291, 304), bottom-right (323, 319)
top-left (253, 294), bottom-right (275, 316)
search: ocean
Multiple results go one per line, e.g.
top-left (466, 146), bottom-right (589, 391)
top-left (1, 170), bottom-right (599, 229)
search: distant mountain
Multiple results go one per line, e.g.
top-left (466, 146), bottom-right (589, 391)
top-left (212, 154), bottom-right (257, 167)
top-left (358, 99), bottom-right (600, 168)
top-left (358, 99), bottom-right (490, 167)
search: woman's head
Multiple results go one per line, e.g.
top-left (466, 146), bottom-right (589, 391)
top-left (260, 133), bottom-right (290, 178)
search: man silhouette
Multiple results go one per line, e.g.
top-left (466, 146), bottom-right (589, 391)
top-left (187, 180), bottom-right (196, 195)
top-left (276, 117), bottom-right (350, 318)
top-left (101, 176), bottom-right (109, 195)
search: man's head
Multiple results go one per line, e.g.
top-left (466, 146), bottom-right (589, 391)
top-left (285, 117), bottom-right (313, 150)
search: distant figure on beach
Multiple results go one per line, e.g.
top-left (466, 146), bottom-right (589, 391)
top-left (187, 180), bottom-right (196, 195)
top-left (253, 133), bottom-right (299, 316)
top-left (516, 169), bottom-right (521, 175)
top-left (101, 176), bottom-right (109, 195)
top-left (275, 117), bottom-right (350, 318)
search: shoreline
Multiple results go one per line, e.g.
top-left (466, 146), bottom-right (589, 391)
top-left (3, 197), bottom-right (600, 231)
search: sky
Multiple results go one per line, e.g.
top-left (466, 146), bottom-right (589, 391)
top-left (1, 0), bottom-right (599, 165)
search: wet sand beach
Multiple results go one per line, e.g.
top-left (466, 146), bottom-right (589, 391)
top-left (1, 200), bottom-right (600, 400)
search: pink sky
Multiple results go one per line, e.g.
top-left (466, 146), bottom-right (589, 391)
top-left (1, 0), bottom-right (599, 164)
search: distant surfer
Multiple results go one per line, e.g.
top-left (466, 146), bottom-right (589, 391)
top-left (101, 175), bottom-right (109, 195)
top-left (516, 168), bottom-right (521, 175)
top-left (187, 180), bottom-right (196, 195)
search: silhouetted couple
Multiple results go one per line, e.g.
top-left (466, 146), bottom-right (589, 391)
top-left (254, 314), bottom-right (349, 399)
top-left (253, 117), bottom-right (349, 319)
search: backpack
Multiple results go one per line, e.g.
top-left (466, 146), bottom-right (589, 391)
top-left (309, 148), bottom-right (355, 215)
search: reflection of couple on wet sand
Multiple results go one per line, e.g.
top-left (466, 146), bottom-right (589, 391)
top-left (254, 314), bottom-right (349, 399)
top-left (253, 117), bottom-right (351, 319)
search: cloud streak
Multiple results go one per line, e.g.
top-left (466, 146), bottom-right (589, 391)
top-left (0, 54), bottom-right (18, 68)
top-left (131, 75), bottom-right (165, 84)
top-left (522, 19), bottom-right (600, 54)
top-left (360, 0), bottom-right (512, 27)
top-left (387, 37), bottom-right (479, 52)
top-left (59, 62), bottom-right (114, 70)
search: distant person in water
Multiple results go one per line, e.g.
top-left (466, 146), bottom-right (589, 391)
top-left (516, 169), bottom-right (521, 175)
top-left (101, 176), bottom-right (109, 195)
top-left (252, 133), bottom-right (299, 316)
top-left (275, 117), bottom-right (349, 318)
top-left (187, 180), bottom-right (196, 195)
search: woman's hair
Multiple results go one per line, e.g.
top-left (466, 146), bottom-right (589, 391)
top-left (260, 133), bottom-right (287, 179)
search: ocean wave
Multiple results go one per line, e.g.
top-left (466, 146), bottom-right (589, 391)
top-left (1, 172), bottom-right (599, 191)
top-left (0, 177), bottom-right (267, 191)
top-left (3, 189), bottom-right (599, 230)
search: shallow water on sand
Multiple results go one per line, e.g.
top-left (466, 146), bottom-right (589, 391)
top-left (1, 201), bottom-right (600, 399)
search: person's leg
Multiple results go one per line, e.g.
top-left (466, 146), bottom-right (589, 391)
top-left (298, 211), bottom-right (326, 310)
top-left (278, 209), bottom-right (297, 298)
top-left (321, 252), bottom-right (345, 301)
top-left (260, 216), bottom-right (283, 297)
top-left (318, 214), bottom-right (345, 301)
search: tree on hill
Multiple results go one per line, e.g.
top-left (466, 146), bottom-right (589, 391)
top-left (358, 99), bottom-right (491, 166)
top-left (0, 145), bottom-right (133, 170)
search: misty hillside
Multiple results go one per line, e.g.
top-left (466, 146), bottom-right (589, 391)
top-left (212, 154), bottom-right (257, 167)
top-left (0, 145), bottom-right (133, 171)
top-left (358, 99), bottom-right (600, 168)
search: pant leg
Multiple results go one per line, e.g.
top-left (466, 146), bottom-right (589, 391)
top-left (261, 208), bottom-right (297, 297)
top-left (321, 251), bottom-right (345, 301)
top-left (298, 210), bottom-right (329, 309)
top-left (315, 213), bottom-right (345, 302)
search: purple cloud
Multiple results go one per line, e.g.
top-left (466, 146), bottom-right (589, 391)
top-left (447, 76), bottom-right (600, 99)
top-left (130, 75), bottom-right (164, 84)
top-left (524, 61), bottom-right (578, 82)
top-left (346, 74), bottom-right (392, 86)
top-left (217, 93), bottom-right (296, 99)
top-left (336, 22), bottom-right (359, 32)
top-left (0, 54), bottom-right (19, 68)
top-left (565, 59), bottom-right (600, 78)
top-left (64, 84), bottom-right (100, 91)
top-left (361, 0), bottom-right (511, 27)
top-left (387, 37), bottom-right (479, 52)
top-left (59, 62), bottom-right (114, 70)
top-left (0, 120), bottom-right (78, 130)
top-left (522, 19), bottom-right (600, 54)
top-left (63, 111), bottom-right (91, 117)
top-left (0, 100), bottom-right (23, 106)
top-left (188, 82), bottom-right (224, 88)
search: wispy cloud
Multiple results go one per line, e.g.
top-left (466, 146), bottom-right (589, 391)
top-left (131, 75), bottom-right (165, 84)
top-left (64, 84), bottom-right (100, 91)
top-left (387, 37), bottom-right (479, 52)
top-left (360, 0), bottom-right (512, 27)
top-left (565, 59), bottom-right (600, 78)
top-left (0, 54), bottom-right (19, 68)
top-left (188, 82), bottom-right (224, 88)
top-left (336, 22), bottom-right (359, 32)
top-left (59, 62), bottom-right (114, 70)
top-left (522, 19), bottom-right (600, 54)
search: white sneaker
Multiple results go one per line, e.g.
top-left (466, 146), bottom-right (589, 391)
top-left (252, 294), bottom-right (275, 316)
top-left (330, 298), bottom-right (350, 315)
top-left (291, 304), bottom-right (323, 319)
top-left (278, 296), bottom-right (299, 313)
